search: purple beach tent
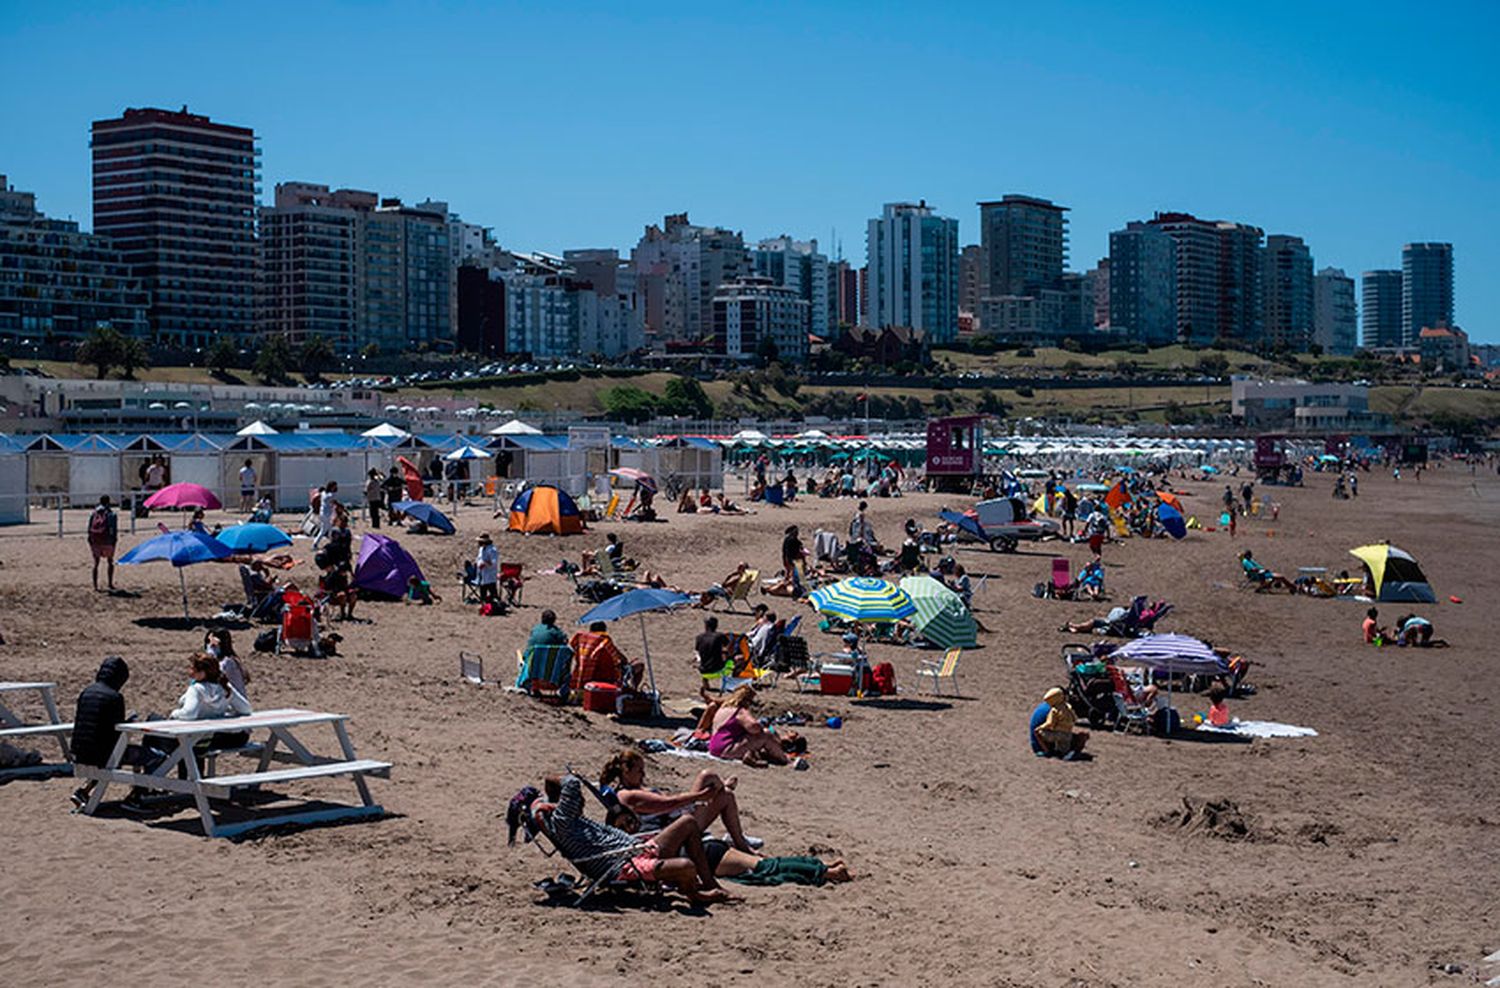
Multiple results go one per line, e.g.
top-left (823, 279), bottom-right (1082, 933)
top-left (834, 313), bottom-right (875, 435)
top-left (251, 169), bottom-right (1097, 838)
top-left (352, 533), bottom-right (427, 599)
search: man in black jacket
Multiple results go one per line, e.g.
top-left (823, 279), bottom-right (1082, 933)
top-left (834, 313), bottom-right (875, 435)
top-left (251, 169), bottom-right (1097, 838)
top-left (70, 656), bottom-right (160, 811)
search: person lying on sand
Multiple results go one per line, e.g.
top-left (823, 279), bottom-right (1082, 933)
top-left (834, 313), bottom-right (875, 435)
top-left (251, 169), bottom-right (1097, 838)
top-left (599, 748), bottom-right (757, 853)
top-left (530, 774), bottom-right (728, 905)
top-left (717, 493), bottom-right (746, 514)
top-left (607, 804), bottom-right (851, 886)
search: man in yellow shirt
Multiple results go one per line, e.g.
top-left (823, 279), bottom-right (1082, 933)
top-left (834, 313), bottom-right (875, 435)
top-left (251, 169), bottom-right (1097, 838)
top-left (1032, 687), bottom-right (1089, 760)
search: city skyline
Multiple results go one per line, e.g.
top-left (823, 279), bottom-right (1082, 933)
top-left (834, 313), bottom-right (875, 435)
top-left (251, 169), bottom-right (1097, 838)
top-left (2, 2), bottom-right (1494, 341)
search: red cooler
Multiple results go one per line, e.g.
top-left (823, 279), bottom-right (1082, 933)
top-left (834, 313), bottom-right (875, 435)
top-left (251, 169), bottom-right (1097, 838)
top-left (583, 681), bottom-right (620, 713)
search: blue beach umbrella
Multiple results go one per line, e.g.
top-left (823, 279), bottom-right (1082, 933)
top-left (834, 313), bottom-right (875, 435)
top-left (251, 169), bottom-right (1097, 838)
top-left (216, 522), bottom-right (293, 554)
top-left (390, 500), bottom-right (456, 535)
top-left (809, 576), bottom-right (916, 623)
top-left (119, 529), bottom-right (233, 617)
top-left (577, 588), bottom-right (694, 716)
top-left (1157, 502), bottom-right (1187, 540)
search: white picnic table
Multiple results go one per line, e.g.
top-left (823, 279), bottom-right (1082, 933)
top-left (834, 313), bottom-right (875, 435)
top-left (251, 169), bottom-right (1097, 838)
top-left (0, 681), bottom-right (73, 773)
top-left (75, 707), bottom-right (390, 838)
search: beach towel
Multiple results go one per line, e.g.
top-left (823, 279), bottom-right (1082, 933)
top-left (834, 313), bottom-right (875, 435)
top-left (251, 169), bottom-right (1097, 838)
top-left (1196, 719), bottom-right (1318, 739)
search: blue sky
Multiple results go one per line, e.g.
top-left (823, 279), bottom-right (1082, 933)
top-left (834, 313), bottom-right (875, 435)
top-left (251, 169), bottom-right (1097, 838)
top-left (3, 1), bottom-right (1496, 341)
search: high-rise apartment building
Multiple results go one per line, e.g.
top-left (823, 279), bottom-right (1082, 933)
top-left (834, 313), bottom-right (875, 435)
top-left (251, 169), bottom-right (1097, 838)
top-left (1402, 242), bottom-right (1453, 343)
top-left (978, 195), bottom-right (1067, 296)
top-left (259, 184), bottom-right (451, 352)
top-left (1262, 234), bottom-right (1314, 351)
top-left (958, 244), bottom-right (988, 328)
top-left (828, 259), bottom-right (859, 331)
top-left (1146, 212), bottom-right (1263, 346)
top-left (91, 107), bottom-right (259, 346)
top-left (1088, 259), bottom-right (1110, 332)
top-left (630, 213), bottom-right (749, 347)
top-left (1313, 267), bottom-right (1357, 356)
top-left (865, 201), bottom-right (959, 343)
top-left (0, 174), bottom-right (148, 341)
top-left (455, 265), bottom-right (506, 357)
top-left (752, 236), bottom-right (828, 340)
top-left (1361, 270), bottom-right (1403, 348)
top-left (564, 248), bottom-right (645, 358)
top-left (1108, 222), bottom-right (1176, 345)
top-left (712, 276), bottom-right (810, 365)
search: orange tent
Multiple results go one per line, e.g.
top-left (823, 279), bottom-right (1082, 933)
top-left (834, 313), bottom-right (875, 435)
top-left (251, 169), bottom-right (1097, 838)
top-left (1157, 490), bottom-right (1183, 511)
top-left (507, 485), bottom-right (585, 535)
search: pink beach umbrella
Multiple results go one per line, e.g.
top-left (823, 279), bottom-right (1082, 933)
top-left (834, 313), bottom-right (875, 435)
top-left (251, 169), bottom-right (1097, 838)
top-left (143, 482), bottom-right (222, 510)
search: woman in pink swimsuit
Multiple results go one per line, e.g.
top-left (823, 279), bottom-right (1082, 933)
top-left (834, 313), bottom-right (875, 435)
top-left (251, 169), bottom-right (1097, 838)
top-left (706, 685), bottom-right (789, 766)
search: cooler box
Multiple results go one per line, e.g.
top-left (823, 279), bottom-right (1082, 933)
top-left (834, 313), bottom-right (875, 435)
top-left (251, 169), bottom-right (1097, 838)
top-left (583, 681), bottom-right (620, 713)
top-left (819, 664), bottom-right (872, 695)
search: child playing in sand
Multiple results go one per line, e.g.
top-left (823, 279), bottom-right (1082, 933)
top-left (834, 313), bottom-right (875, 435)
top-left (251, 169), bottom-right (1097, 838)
top-left (405, 574), bottom-right (440, 605)
top-left (1362, 607), bottom-right (1386, 645)
top-left (1205, 685), bottom-right (1231, 727)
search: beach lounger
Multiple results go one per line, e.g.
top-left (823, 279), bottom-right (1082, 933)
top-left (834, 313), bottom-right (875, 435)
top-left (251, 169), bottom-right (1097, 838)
top-left (721, 568), bottom-right (759, 612)
top-left (915, 648), bottom-right (962, 696)
top-left (1106, 664), bottom-right (1151, 733)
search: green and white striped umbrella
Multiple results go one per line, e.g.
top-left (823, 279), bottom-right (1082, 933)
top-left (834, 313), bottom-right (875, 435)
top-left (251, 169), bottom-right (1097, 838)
top-left (899, 575), bottom-right (979, 649)
top-left (808, 577), bottom-right (915, 623)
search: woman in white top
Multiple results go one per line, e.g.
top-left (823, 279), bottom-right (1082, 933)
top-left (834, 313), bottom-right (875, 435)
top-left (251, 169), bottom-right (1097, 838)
top-left (474, 532), bottom-right (500, 606)
top-left (171, 652), bottom-right (252, 721)
top-left (203, 629), bottom-right (250, 700)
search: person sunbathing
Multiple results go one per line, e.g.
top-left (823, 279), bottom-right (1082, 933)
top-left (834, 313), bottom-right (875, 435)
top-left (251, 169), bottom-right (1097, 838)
top-left (607, 804), bottom-right (851, 886)
top-left (1239, 550), bottom-right (1295, 592)
top-left (717, 493), bottom-right (746, 514)
top-left (697, 562), bottom-right (751, 607)
top-left (599, 748), bottom-right (757, 853)
top-left (530, 774), bottom-right (728, 905)
top-left (707, 684), bottom-right (789, 766)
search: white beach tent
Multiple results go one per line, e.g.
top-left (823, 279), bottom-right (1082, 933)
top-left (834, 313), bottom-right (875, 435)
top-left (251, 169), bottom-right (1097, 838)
top-left (236, 420), bottom-right (278, 436)
top-left (490, 419), bottom-right (544, 436)
top-left (362, 422), bottom-right (410, 439)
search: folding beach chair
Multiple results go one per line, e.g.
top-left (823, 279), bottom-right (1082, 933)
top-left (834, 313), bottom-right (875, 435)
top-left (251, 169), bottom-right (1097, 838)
top-left (524, 783), bottom-right (658, 908)
top-left (915, 647), bottom-right (962, 696)
top-left (458, 561), bottom-right (483, 604)
top-left (459, 651), bottom-right (487, 685)
top-left (276, 589), bottom-right (321, 656)
top-left (1106, 664), bottom-right (1151, 733)
top-left (721, 569), bottom-right (758, 612)
top-left (499, 562), bottom-right (525, 604)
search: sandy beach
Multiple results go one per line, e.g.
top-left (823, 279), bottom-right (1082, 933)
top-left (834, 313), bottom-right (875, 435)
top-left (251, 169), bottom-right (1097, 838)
top-left (2, 465), bottom-right (1497, 986)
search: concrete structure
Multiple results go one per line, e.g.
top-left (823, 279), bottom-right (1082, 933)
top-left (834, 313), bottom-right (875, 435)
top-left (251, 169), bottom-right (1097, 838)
top-left (630, 213), bottom-right (749, 347)
top-left (1058, 272), bottom-right (1094, 338)
top-left (0, 174), bottom-right (148, 342)
top-left (1361, 269), bottom-right (1403, 348)
top-left (1402, 242), bottom-right (1453, 345)
top-left (1147, 212), bottom-right (1264, 346)
top-left (1313, 267), bottom-right (1357, 356)
top-left (1418, 325), bottom-right (1470, 374)
top-left (958, 244), bottom-right (988, 329)
top-left (752, 236), bottom-right (829, 340)
top-left (711, 276), bottom-right (809, 365)
top-left (1108, 222), bottom-right (1176, 345)
top-left (978, 195), bottom-right (1067, 296)
top-left (1262, 235), bottom-right (1314, 351)
top-left (866, 201), bottom-right (959, 344)
top-left (91, 107), bottom-right (259, 346)
top-left (1231, 378), bottom-right (1385, 431)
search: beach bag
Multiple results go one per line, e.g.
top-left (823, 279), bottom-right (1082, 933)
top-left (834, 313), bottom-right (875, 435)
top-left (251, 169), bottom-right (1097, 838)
top-left (88, 508), bottom-right (110, 540)
top-left (871, 662), bottom-right (896, 696)
top-left (253, 629), bottom-right (279, 653)
top-left (479, 603), bottom-right (496, 616)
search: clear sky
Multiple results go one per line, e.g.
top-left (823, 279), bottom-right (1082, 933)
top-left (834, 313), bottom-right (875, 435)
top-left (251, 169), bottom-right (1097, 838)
top-left (3, 1), bottom-right (1496, 341)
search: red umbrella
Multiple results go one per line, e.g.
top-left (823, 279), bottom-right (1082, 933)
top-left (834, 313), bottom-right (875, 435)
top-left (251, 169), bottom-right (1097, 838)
top-left (610, 467), bottom-right (658, 493)
top-left (143, 482), bottom-right (222, 510)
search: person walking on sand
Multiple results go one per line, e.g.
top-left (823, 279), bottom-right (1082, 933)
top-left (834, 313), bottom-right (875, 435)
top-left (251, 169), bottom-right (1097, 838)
top-left (364, 469), bottom-right (384, 530)
top-left (312, 480), bottom-right (339, 550)
top-left (87, 494), bottom-right (119, 592)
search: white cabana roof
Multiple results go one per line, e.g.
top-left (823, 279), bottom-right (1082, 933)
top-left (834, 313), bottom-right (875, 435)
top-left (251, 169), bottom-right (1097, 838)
top-left (489, 419), bottom-right (543, 436)
top-left (361, 422), bottom-right (410, 438)
top-left (731, 429), bottom-right (769, 442)
top-left (443, 444), bottom-right (494, 461)
top-left (236, 420), bottom-right (278, 436)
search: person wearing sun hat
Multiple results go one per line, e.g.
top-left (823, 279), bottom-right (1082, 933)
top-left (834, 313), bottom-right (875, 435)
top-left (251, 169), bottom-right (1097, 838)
top-left (1031, 687), bottom-right (1089, 760)
top-left (474, 532), bottom-right (500, 606)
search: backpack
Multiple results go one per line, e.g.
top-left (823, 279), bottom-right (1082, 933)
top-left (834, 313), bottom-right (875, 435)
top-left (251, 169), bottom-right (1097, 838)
top-left (253, 629), bottom-right (279, 653)
top-left (871, 662), bottom-right (896, 696)
top-left (89, 508), bottom-right (111, 540)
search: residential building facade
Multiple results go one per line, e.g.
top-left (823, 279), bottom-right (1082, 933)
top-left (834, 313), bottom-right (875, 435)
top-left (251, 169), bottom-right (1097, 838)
top-left (958, 244), bottom-right (988, 330)
top-left (1108, 222), bottom-right (1176, 345)
top-left (0, 174), bottom-right (149, 341)
top-left (752, 236), bottom-right (828, 340)
top-left (978, 195), bottom-right (1067, 296)
top-left (630, 213), bottom-right (749, 347)
top-left (1313, 267), bottom-right (1357, 356)
top-left (711, 275), bottom-right (810, 365)
top-left (258, 182), bottom-right (364, 347)
top-left (1418, 325), bottom-right (1469, 373)
top-left (1402, 242), bottom-right (1453, 344)
top-left (91, 107), bottom-right (259, 346)
top-left (865, 201), bottom-right (959, 344)
top-left (1361, 269), bottom-right (1403, 348)
top-left (1146, 212), bottom-right (1264, 346)
top-left (1262, 234), bottom-right (1314, 351)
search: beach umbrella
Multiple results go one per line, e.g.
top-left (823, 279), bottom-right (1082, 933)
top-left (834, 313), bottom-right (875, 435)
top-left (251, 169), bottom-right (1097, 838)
top-left (144, 482), bottom-right (222, 510)
top-left (1109, 634), bottom-right (1226, 676)
top-left (609, 467), bottom-right (658, 493)
top-left (809, 576), bottom-right (916, 623)
top-left (1156, 490), bottom-right (1183, 511)
top-left (1200, 465), bottom-right (1219, 474)
top-left (118, 529), bottom-right (233, 618)
top-left (1157, 502), bottom-right (1187, 540)
top-left (390, 500), bottom-right (456, 535)
top-left (443, 444), bottom-right (493, 461)
top-left (578, 588), bottom-right (694, 716)
top-left (215, 522), bottom-right (293, 554)
top-left (898, 575), bottom-right (978, 649)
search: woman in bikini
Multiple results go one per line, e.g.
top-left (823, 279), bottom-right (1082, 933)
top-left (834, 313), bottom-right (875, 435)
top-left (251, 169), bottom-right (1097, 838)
top-left (706, 685), bottom-right (789, 766)
top-left (600, 748), bottom-right (757, 854)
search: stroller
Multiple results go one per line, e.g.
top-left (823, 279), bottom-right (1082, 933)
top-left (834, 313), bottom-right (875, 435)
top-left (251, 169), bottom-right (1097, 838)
top-left (1062, 643), bottom-right (1119, 729)
top-left (277, 588), bottom-right (323, 656)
